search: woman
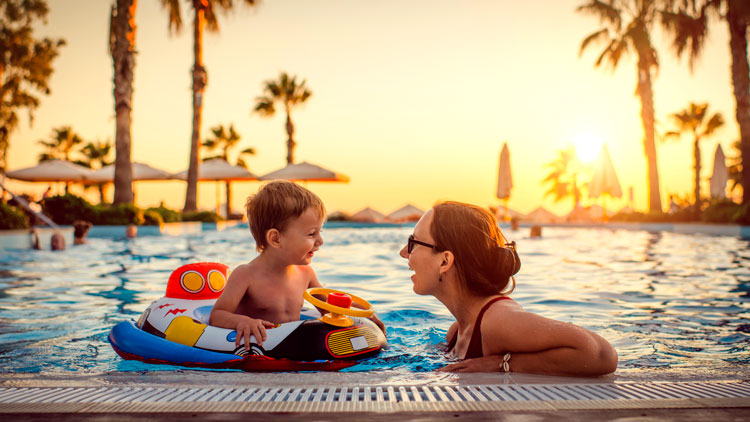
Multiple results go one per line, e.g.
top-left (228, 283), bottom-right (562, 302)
top-left (400, 201), bottom-right (617, 376)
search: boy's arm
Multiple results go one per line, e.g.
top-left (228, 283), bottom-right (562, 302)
top-left (210, 266), bottom-right (274, 348)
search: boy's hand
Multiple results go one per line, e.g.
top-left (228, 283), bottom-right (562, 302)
top-left (236, 317), bottom-right (275, 349)
top-left (369, 314), bottom-right (387, 336)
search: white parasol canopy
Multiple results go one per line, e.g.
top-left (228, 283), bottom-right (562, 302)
top-left (709, 144), bottom-right (728, 198)
top-left (172, 158), bottom-right (258, 181)
top-left (496, 143), bottom-right (513, 199)
top-left (524, 206), bottom-right (560, 223)
top-left (387, 204), bottom-right (424, 222)
top-left (6, 159), bottom-right (93, 182)
top-left (86, 162), bottom-right (173, 183)
top-left (350, 207), bottom-right (385, 223)
top-left (588, 144), bottom-right (622, 199)
top-left (258, 161), bottom-right (349, 182)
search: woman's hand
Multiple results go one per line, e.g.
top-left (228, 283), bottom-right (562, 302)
top-left (438, 355), bottom-right (503, 372)
top-left (235, 316), bottom-right (275, 349)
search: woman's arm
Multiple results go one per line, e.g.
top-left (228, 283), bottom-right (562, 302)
top-left (441, 308), bottom-right (617, 376)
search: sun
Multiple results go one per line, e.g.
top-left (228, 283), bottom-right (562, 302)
top-left (574, 132), bottom-right (603, 163)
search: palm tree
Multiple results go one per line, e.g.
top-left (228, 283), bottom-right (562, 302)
top-left (158, 0), bottom-right (259, 212)
top-left (542, 147), bottom-right (583, 210)
top-left (577, 0), bottom-right (663, 212)
top-left (728, 139), bottom-right (742, 194)
top-left (0, 0), bottom-right (65, 177)
top-left (109, 0), bottom-right (137, 205)
top-left (202, 123), bottom-right (256, 217)
top-left (77, 139), bottom-right (114, 203)
top-left (661, 0), bottom-right (750, 204)
top-left (253, 72), bottom-right (312, 164)
top-left (664, 102), bottom-right (724, 213)
top-left (37, 126), bottom-right (84, 194)
top-left (37, 126), bottom-right (83, 162)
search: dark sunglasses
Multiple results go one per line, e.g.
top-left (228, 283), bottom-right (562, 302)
top-left (407, 234), bottom-right (438, 254)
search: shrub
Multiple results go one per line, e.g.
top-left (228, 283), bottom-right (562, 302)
top-left (182, 210), bottom-right (223, 222)
top-left (142, 210), bottom-right (164, 226)
top-left (146, 206), bottom-right (182, 223)
top-left (41, 194), bottom-right (96, 225)
top-left (702, 199), bottom-right (739, 223)
top-left (732, 202), bottom-right (750, 225)
top-left (94, 203), bottom-right (145, 225)
top-left (0, 203), bottom-right (29, 229)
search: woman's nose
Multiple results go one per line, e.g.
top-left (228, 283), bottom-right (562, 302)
top-left (399, 244), bottom-right (408, 258)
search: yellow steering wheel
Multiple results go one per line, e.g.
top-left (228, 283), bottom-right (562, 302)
top-left (303, 287), bottom-right (374, 327)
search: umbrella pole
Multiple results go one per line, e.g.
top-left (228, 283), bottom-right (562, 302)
top-left (504, 198), bottom-right (509, 221)
top-left (215, 181), bottom-right (221, 216)
top-left (602, 196), bottom-right (608, 223)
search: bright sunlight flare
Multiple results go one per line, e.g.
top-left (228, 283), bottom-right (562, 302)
top-left (574, 132), bottom-right (603, 163)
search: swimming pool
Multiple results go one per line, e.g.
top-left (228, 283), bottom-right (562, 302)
top-left (0, 223), bottom-right (748, 378)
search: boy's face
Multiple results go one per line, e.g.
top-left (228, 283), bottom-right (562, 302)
top-left (278, 207), bottom-right (324, 265)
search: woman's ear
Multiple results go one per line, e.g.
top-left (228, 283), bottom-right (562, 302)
top-left (266, 228), bottom-right (281, 249)
top-left (439, 250), bottom-right (454, 274)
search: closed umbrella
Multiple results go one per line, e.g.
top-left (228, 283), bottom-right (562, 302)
top-left (709, 144), bottom-right (728, 199)
top-left (87, 162), bottom-right (173, 183)
top-left (496, 143), bottom-right (513, 221)
top-left (173, 159), bottom-right (258, 217)
top-left (259, 161), bottom-right (349, 182)
top-left (588, 144), bottom-right (622, 221)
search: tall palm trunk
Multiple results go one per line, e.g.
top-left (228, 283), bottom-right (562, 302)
top-left (727, 0), bottom-right (750, 204)
top-left (184, 2), bottom-right (206, 212)
top-left (111, 0), bottom-right (136, 205)
top-left (285, 105), bottom-right (295, 164)
top-left (693, 137), bottom-right (701, 214)
top-left (635, 55), bottom-right (662, 212)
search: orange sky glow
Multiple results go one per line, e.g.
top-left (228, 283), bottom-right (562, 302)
top-left (4, 0), bottom-right (743, 217)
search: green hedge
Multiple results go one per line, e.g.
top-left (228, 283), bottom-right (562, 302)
top-left (182, 210), bottom-right (223, 222)
top-left (146, 206), bottom-right (182, 223)
top-left (142, 209), bottom-right (164, 226)
top-left (42, 194), bottom-right (96, 225)
top-left (0, 203), bottom-right (30, 229)
top-left (94, 203), bottom-right (145, 226)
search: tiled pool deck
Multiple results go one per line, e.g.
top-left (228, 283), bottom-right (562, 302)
top-left (2, 371), bottom-right (748, 419)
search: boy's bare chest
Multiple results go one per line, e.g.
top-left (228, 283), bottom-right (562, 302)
top-left (240, 277), bottom-right (308, 321)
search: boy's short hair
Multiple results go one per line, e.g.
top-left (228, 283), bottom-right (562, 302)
top-left (246, 180), bottom-right (326, 251)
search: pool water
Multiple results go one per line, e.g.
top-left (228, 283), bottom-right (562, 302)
top-left (0, 224), bottom-right (748, 376)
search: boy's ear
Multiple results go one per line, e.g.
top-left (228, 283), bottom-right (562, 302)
top-left (266, 228), bottom-right (281, 248)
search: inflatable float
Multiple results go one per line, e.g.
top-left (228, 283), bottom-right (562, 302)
top-left (108, 262), bottom-right (387, 371)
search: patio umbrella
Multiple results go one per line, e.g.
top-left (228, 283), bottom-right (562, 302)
top-left (387, 204), bottom-right (424, 222)
top-left (524, 206), bottom-right (560, 224)
top-left (350, 207), bottom-right (385, 223)
top-left (6, 159), bottom-right (93, 182)
top-left (86, 162), bottom-right (173, 183)
top-left (709, 144), bottom-right (728, 199)
top-left (258, 161), bottom-right (349, 182)
top-left (496, 143), bottom-right (513, 221)
top-left (173, 158), bottom-right (259, 216)
top-left (5, 159), bottom-right (94, 194)
top-left (588, 144), bottom-right (622, 221)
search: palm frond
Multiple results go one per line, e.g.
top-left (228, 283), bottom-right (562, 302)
top-left (576, 0), bottom-right (622, 29)
top-left (254, 97), bottom-right (275, 116)
top-left (580, 28), bottom-right (611, 56)
top-left (159, 0), bottom-right (182, 34)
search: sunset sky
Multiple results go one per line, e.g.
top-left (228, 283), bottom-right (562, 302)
top-left (4, 0), bottom-right (742, 217)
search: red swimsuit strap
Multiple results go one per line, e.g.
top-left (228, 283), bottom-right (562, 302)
top-left (446, 296), bottom-right (512, 357)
